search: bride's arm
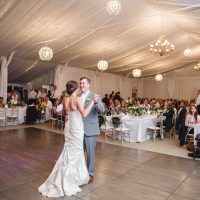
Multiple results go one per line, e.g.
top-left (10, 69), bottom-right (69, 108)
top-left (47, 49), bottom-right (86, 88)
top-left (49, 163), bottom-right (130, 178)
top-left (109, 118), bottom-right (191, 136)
top-left (76, 97), bottom-right (94, 117)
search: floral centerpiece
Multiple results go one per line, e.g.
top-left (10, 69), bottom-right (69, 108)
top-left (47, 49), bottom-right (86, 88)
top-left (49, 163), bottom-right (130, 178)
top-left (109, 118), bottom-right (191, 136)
top-left (8, 99), bottom-right (22, 107)
top-left (128, 106), bottom-right (144, 116)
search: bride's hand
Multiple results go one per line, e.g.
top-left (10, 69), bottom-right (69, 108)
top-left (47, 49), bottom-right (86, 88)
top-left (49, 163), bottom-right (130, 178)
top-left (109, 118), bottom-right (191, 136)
top-left (93, 94), bottom-right (99, 104)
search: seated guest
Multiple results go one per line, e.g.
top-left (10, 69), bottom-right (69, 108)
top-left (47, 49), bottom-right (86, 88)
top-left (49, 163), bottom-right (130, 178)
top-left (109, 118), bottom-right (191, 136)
top-left (45, 96), bottom-right (53, 109)
top-left (163, 102), bottom-right (174, 131)
top-left (114, 99), bottom-right (122, 114)
top-left (136, 99), bottom-right (141, 106)
top-left (52, 99), bottom-right (59, 118)
top-left (121, 98), bottom-right (126, 112)
top-left (185, 105), bottom-right (200, 135)
top-left (26, 99), bottom-right (38, 124)
top-left (108, 99), bottom-right (115, 115)
top-left (40, 88), bottom-right (47, 98)
top-left (143, 98), bottom-right (150, 110)
top-left (0, 97), bottom-right (4, 108)
top-left (177, 101), bottom-right (187, 146)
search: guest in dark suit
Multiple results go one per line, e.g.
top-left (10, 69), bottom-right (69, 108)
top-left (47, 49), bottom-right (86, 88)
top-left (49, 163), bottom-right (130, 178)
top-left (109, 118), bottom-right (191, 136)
top-left (163, 102), bottom-right (174, 131)
top-left (102, 94), bottom-right (110, 108)
top-left (26, 99), bottom-right (38, 124)
top-left (177, 101), bottom-right (187, 146)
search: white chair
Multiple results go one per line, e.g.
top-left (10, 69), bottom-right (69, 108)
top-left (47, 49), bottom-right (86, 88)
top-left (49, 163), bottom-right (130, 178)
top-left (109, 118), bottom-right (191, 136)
top-left (112, 115), bottom-right (131, 146)
top-left (146, 115), bottom-right (164, 142)
top-left (49, 108), bottom-right (57, 129)
top-left (7, 108), bottom-right (18, 125)
top-left (99, 115), bottom-right (114, 143)
top-left (0, 108), bottom-right (7, 126)
top-left (57, 114), bottom-right (65, 131)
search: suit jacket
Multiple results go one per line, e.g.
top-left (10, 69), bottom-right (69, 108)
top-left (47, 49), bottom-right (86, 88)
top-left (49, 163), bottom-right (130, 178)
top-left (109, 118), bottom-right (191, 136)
top-left (82, 91), bottom-right (104, 136)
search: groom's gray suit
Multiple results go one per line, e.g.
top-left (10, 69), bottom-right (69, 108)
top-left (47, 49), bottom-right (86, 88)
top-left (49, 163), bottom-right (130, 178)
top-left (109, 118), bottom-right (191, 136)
top-left (82, 91), bottom-right (104, 176)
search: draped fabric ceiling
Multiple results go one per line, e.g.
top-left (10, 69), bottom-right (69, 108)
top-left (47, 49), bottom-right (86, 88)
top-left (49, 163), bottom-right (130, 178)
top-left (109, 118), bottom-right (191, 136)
top-left (0, 0), bottom-right (200, 83)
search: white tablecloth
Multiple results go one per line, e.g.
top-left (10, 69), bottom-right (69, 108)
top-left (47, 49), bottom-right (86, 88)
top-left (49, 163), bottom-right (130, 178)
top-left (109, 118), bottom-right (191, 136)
top-left (6, 107), bottom-right (27, 125)
top-left (123, 115), bottom-right (157, 142)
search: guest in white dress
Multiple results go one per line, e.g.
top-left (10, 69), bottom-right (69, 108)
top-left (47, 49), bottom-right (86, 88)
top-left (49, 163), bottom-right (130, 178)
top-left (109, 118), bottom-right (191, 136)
top-left (38, 80), bottom-right (95, 197)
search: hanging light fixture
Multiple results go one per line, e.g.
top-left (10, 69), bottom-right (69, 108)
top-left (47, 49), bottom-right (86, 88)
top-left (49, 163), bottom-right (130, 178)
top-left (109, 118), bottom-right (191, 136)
top-left (184, 48), bottom-right (192, 57)
top-left (97, 60), bottom-right (108, 71)
top-left (155, 74), bottom-right (163, 81)
top-left (150, 16), bottom-right (174, 57)
top-left (39, 46), bottom-right (53, 61)
top-left (132, 69), bottom-right (141, 78)
top-left (194, 62), bottom-right (200, 70)
top-left (106, 0), bottom-right (121, 15)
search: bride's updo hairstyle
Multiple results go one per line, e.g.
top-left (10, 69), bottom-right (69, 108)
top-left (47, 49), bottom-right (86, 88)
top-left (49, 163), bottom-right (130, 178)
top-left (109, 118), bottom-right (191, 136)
top-left (66, 80), bottom-right (78, 95)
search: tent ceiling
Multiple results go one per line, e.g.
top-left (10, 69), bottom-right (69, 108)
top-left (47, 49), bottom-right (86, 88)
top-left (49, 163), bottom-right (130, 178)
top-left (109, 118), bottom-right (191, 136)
top-left (0, 0), bottom-right (200, 83)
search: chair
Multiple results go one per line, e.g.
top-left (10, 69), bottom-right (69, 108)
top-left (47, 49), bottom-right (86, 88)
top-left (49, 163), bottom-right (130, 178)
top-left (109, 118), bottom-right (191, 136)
top-left (146, 116), bottom-right (164, 142)
top-left (112, 115), bottom-right (131, 146)
top-left (49, 109), bottom-right (57, 129)
top-left (7, 108), bottom-right (18, 125)
top-left (0, 108), bottom-right (6, 126)
top-left (99, 115), bottom-right (114, 143)
top-left (57, 114), bottom-right (65, 131)
top-left (194, 124), bottom-right (200, 160)
top-left (162, 114), bottom-right (175, 139)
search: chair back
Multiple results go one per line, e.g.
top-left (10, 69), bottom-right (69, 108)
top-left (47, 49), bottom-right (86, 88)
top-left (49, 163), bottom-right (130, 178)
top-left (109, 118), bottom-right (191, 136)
top-left (12, 108), bottom-right (19, 117)
top-left (0, 108), bottom-right (6, 119)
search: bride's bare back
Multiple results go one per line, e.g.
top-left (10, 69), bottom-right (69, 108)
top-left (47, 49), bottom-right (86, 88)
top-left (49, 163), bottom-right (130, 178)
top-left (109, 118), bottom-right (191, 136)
top-left (64, 96), bottom-right (78, 112)
top-left (64, 94), bottom-right (94, 117)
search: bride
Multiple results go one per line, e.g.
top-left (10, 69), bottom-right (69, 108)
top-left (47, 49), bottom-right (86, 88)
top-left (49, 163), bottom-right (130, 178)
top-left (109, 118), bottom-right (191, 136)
top-left (38, 80), bottom-right (95, 197)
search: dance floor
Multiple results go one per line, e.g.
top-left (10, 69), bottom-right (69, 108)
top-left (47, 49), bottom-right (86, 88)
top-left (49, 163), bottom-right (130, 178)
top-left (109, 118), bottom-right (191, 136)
top-left (0, 128), bottom-right (200, 200)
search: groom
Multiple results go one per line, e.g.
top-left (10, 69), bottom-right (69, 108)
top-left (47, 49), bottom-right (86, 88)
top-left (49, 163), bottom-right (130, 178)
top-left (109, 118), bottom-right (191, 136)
top-left (80, 77), bottom-right (104, 184)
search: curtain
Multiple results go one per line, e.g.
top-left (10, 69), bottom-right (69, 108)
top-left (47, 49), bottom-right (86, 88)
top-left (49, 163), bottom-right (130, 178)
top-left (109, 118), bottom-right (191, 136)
top-left (142, 76), bottom-right (200, 100)
top-left (54, 64), bottom-right (135, 100)
top-left (0, 52), bottom-right (15, 103)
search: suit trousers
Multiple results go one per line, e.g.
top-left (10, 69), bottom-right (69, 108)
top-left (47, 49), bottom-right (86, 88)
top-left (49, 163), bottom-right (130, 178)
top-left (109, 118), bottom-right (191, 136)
top-left (84, 135), bottom-right (97, 176)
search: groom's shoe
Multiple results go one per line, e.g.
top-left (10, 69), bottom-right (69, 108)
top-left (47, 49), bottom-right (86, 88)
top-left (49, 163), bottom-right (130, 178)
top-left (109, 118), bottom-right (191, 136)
top-left (88, 175), bottom-right (94, 184)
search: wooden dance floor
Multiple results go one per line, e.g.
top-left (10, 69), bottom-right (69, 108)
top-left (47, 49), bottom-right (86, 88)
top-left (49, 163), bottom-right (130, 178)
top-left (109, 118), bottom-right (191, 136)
top-left (0, 128), bottom-right (200, 200)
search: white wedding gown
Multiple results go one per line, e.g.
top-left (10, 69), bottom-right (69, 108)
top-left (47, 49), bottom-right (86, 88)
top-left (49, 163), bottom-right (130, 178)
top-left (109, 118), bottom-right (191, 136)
top-left (38, 110), bottom-right (89, 197)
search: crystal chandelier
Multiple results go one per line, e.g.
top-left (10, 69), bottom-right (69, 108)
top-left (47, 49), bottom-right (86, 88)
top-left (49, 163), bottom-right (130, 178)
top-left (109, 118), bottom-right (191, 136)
top-left (150, 16), bottom-right (174, 57)
top-left (184, 48), bottom-right (192, 57)
top-left (39, 46), bottom-right (53, 61)
top-left (155, 74), bottom-right (163, 81)
top-left (97, 60), bottom-right (108, 71)
top-left (150, 33), bottom-right (174, 56)
top-left (194, 62), bottom-right (200, 70)
top-left (132, 69), bottom-right (141, 78)
top-left (106, 0), bottom-right (121, 15)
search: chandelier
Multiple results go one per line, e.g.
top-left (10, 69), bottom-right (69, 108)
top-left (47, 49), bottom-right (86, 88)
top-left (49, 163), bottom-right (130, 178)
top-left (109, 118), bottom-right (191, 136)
top-left (150, 33), bottom-right (174, 56)
top-left (194, 62), bottom-right (200, 70)
top-left (150, 16), bottom-right (174, 57)
top-left (97, 60), bottom-right (108, 71)
top-left (184, 48), bottom-right (192, 57)
top-left (155, 74), bottom-right (163, 81)
top-left (132, 69), bottom-right (141, 78)
top-left (106, 0), bottom-right (121, 15)
top-left (39, 46), bottom-right (53, 61)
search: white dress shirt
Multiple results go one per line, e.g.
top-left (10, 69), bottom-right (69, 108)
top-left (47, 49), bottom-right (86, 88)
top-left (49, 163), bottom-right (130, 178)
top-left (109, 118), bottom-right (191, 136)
top-left (52, 90), bottom-right (60, 99)
top-left (80, 90), bottom-right (90, 106)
